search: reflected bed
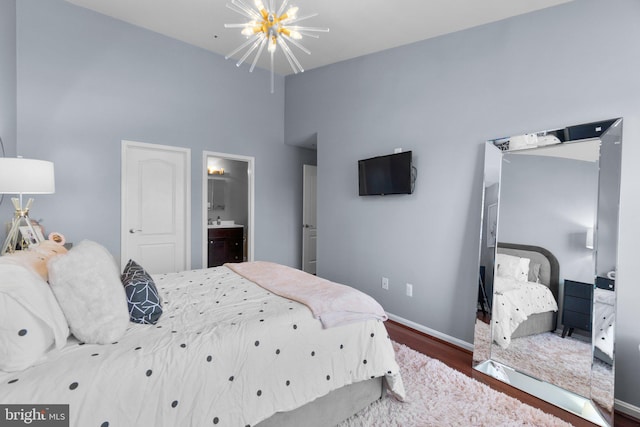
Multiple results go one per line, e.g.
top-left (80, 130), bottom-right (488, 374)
top-left (494, 243), bottom-right (559, 345)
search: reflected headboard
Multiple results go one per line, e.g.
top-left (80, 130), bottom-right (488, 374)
top-left (496, 242), bottom-right (560, 300)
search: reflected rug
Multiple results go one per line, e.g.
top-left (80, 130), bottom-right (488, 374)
top-left (474, 320), bottom-right (613, 412)
top-left (339, 342), bottom-right (571, 427)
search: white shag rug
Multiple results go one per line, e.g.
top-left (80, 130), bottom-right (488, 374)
top-left (338, 342), bottom-right (572, 427)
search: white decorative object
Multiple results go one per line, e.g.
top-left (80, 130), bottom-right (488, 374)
top-left (48, 240), bottom-right (129, 344)
top-left (48, 231), bottom-right (66, 246)
top-left (507, 133), bottom-right (561, 151)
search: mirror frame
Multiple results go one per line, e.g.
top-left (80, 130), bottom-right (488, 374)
top-left (473, 118), bottom-right (622, 427)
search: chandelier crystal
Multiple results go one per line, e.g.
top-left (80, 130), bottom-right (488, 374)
top-left (224, 0), bottom-right (329, 93)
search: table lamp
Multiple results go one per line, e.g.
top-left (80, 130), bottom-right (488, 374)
top-left (0, 157), bottom-right (55, 254)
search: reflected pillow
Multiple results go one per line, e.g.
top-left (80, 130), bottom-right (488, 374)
top-left (528, 263), bottom-right (541, 283)
top-left (496, 253), bottom-right (530, 282)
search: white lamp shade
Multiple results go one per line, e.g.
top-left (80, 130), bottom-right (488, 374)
top-left (0, 158), bottom-right (55, 194)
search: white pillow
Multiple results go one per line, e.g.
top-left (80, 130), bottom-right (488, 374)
top-left (48, 240), bottom-right (129, 344)
top-left (496, 253), bottom-right (530, 282)
top-left (0, 264), bottom-right (69, 372)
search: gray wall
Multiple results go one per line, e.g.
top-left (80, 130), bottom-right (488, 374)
top-left (0, 0), bottom-right (17, 242)
top-left (285, 0), bottom-right (640, 409)
top-left (15, 0), bottom-right (313, 269)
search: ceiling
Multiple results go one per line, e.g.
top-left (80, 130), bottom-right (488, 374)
top-left (65, 0), bottom-right (572, 76)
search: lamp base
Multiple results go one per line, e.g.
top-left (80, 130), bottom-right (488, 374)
top-left (1, 198), bottom-right (43, 255)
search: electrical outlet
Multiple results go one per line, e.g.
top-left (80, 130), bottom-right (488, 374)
top-left (406, 283), bottom-right (413, 297)
top-left (381, 277), bottom-right (389, 290)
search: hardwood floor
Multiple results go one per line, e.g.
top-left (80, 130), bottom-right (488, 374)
top-left (385, 319), bottom-right (640, 427)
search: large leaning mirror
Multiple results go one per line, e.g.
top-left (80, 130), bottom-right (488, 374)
top-left (473, 118), bottom-right (622, 427)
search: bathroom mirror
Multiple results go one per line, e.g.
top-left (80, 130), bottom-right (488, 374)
top-left (473, 118), bottom-right (622, 426)
top-left (208, 178), bottom-right (227, 211)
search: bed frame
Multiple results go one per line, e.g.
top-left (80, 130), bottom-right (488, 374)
top-left (258, 377), bottom-right (383, 427)
top-left (496, 242), bottom-right (559, 338)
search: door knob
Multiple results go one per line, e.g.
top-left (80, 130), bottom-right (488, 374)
top-left (129, 228), bottom-right (142, 234)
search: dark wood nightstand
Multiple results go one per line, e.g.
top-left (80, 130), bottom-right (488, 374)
top-left (561, 279), bottom-right (592, 338)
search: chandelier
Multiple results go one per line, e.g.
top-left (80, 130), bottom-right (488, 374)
top-left (224, 0), bottom-right (329, 93)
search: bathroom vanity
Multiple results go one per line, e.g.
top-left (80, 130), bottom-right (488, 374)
top-left (208, 224), bottom-right (244, 267)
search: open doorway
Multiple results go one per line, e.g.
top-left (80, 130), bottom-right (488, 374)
top-left (302, 164), bottom-right (317, 274)
top-left (201, 151), bottom-right (254, 268)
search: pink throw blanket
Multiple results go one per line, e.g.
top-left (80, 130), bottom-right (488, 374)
top-left (225, 261), bottom-right (388, 328)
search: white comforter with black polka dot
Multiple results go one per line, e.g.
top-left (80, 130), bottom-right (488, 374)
top-left (0, 266), bottom-right (405, 427)
top-left (491, 276), bottom-right (558, 349)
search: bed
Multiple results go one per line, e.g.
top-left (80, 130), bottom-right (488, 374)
top-left (491, 243), bottom-right (559, 348)
top-left (0, 240), bottom-right (405, 427)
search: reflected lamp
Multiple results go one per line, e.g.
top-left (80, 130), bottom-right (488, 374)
top-left (586, 227), bottom-right (594, 250)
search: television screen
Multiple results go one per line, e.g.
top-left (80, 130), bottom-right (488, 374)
top-left (358, 151), bottom-right (413, 196)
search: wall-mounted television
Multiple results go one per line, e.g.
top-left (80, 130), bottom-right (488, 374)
top-left (358, 151), bottom-right (413, 196)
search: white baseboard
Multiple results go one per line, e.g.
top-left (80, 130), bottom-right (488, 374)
top-left (615, 399), bottom-right (640, 421)
top-left (386, 312), bottom-right (640, 421)
top-left (386, 312), bottom-right (474, 352)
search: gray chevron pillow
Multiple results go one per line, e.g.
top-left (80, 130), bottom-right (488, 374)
top-left (121, 259), bottom-right (162, 324)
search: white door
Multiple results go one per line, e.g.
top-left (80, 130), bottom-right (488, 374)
top-left (302, 164), bottom-right (317, 274)
top-left (121, 141), bottom-right (191, 274)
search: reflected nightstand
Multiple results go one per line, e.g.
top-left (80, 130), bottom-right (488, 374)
top-left (561, 279), bottom-right (592, 338)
